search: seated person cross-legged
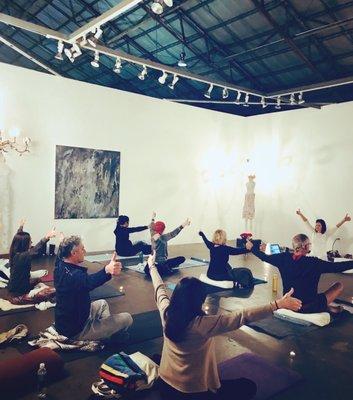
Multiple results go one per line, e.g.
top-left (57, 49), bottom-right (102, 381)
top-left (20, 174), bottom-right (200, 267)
top-left (54, 236), bottom-right (133, 341)
top-left (144, 213), bottom-right (190, 276)
top-left (114, 215), bottom-right (151, 257)
top-left (199, 230), bottom-right (249, 283)
top-left (246, 234), bottom-right (353, 314)
top-left (8, 219), bottom-right (56, 305)
top-left (147, 251), bottom-right (301, 400)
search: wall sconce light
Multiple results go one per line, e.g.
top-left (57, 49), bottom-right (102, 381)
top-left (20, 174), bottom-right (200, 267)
top-left (0, 127), bottom-right (31, 155)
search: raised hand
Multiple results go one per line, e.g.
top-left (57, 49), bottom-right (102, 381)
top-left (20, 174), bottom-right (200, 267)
top-left (19, 218), bottom-right (26, 227)
top-left (296, 209), bottom-right (302, 216)
top-left (182, 218), bottom-right (191, 228)
top-left (147, 251), bottom-right (156, 270)
top-left (245, 239), bottom-right (253, 251)
top-left (105, 252), bottom-right (122, 276)
top-left (276, 288), bottom-right (302, 311)
top-left (152, 211), bottom-right (156, 220)
top-left (45, 227), bottom-right (56, 240)
top-left (344, 213), bottom-right (351, 222)
top-left (260, 242), bottom-right (267, 252)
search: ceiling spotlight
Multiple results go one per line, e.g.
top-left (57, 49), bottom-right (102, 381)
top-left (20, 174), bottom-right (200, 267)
top-left (177, 51), bottom-right (187, 67)
top-left (243, 93), bottom-right (250, 107)
top-left (113, 57), bottom-right (122, 74)
top-left (151, 0), bottom-right (173, 14)
top-left (222, 87), bottom-right (229, 99)
top-left (88, 26), bottom-right (103, 47)
top-left (204, 84), bottom-right (213, 99)
top-left (158, 71), bottom-right (168, 84)
top-left (290, 93), bottom-right (295, 105)
top-left (235, 91), bottom-right (242, 105)
top-left (275, 96), bottom-right (281, 109)
top-left (64, 47), bottom-right (74, 63)
top-left (71, 43), bottom-right (82, 59)
top-left (80, 34), bottom-right (87, 46)
top-left (298, 92), bottom-right (305, 104)
top-left (138, 65), bottom-right (148, 80)
top-left (55, 40), bottom-right (64, 61)
top-left (90, 51), bottom-right (100, 68)
top-left (261, 96), bottom-right (267, 108)
top-left (168, 74), bottom-right (179, 90)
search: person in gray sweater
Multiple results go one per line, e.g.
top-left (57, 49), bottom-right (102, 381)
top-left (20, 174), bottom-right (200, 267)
top-left (144, 212), bottom-right (190, 276)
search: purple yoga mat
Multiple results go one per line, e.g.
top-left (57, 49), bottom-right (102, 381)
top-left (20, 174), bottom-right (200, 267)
top-left (218, 352), bottom-right (302, 400)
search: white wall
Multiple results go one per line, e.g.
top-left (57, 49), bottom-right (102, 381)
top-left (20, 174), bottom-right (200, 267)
top-left (244, 104), bottom-right (353, 254)
top-left (2, 61), bottom-right (353, 255)
top-left (0, 62), bottom-right (247, 252)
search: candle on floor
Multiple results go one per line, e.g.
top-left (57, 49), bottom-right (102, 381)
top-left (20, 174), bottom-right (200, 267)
top-left (119, 286), bottom-right (124, 292)
top-left (289, 351), bottom-right (296, 358)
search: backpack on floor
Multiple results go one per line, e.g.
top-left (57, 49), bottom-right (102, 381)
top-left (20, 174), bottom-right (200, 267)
top-left (230, 267), bottom-right (254, 289)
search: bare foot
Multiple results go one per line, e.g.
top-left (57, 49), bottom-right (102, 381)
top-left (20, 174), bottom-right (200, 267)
top-left (328, 305), bottom-right (344, 314)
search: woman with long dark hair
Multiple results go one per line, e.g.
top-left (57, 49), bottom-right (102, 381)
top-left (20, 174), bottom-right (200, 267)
top-left (8, 220), bottom-right (56, 303)
top-left (147, 252), bottom-right (302, 400)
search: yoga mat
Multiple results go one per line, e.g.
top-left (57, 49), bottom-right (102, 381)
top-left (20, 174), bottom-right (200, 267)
top-left (247, 315), bottom-right (319, 339)
top-left (90, 284), bottom-right (125, 301)
top-left (167, 278), bottom-right (266, 295)
top-left (85, 253), bottom-right (148, 263)
top-left (218, 352), bottom-right (303, 400)
top-left (0, 303), bottom-right (36, 317)
top-left (124, 263), bottom-right (145, 273)
top-left (176, 258), bottom-right (208, 269)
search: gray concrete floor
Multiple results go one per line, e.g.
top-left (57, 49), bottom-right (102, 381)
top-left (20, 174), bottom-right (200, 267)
top-left (1, 243), bottom-right (353, 400)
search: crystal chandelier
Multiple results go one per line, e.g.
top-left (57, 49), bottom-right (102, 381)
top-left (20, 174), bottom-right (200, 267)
top-left (0, 128), bottom-right (31, 156)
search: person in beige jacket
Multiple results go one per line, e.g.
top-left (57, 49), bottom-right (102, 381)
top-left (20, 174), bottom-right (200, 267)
top-left (147, 252), bottom-right (302, 400)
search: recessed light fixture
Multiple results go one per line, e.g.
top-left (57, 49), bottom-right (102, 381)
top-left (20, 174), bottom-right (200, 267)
top-left (177, 51), bottom-right (187, 67)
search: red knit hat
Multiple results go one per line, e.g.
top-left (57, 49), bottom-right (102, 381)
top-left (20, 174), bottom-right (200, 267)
top-left (154, 221), bottom-right (166, 235)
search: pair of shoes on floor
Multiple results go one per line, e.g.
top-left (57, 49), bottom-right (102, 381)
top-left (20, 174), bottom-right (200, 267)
top-left (92, 380), bottom-right (122, 398)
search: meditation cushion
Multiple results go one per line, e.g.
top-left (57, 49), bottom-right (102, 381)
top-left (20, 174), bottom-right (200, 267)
top-left (274, 309), bottom-right (331, 327)
top-left (0, 347), bottom-right (64, 395)
top-left (199, 273), bottom-right (233, 289)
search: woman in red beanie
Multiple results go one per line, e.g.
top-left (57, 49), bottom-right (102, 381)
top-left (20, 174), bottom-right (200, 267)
top-left (144, 212), bottom-right (190, 276)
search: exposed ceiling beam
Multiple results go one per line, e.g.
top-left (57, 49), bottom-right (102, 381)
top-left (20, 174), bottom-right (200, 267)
top-left (0, 11), bottom-right (264, 97)
top-left (268, 74), bottom-right (353, 97)
top-left (68, 0), bottom-right (143, 43)
top-left (250, 0), bottom-right (323, 77)
top-left (0, 34), bottom-right (61, 76)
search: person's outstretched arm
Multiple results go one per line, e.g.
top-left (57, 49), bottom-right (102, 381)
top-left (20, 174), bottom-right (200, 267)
top-left (201, 288), bottom-right (302, 337)
top-left (70, 252), bottom-right (120, 291)
top-left (246, 240), bottom-right (284, 268)
top-left (28, 228), bottom-right (56, 257)
top-left (327, 213), bottom-right (352, 237)
top-left (314, 256), bottom-right (353, 274)
top-left (162, 218), bottom-right (191, 241)
top-left (296, 209), bottom-right (315, 232)
top-left (148, 252), bottom-right (170, 324)
top-left (199, 231), bottom-right (213, 249)
top-left (225, 245), bottom-right (249, 256)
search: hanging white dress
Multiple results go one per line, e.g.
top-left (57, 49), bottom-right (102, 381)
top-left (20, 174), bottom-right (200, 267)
top-left (242, 179), bottom-right (255, 220)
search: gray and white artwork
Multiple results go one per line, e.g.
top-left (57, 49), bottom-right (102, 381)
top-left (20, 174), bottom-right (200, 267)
top-left (55, 145), bottom-right (120, 219)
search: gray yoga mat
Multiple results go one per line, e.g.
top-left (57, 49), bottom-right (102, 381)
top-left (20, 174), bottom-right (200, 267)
top-left (124, 258), bottom-right (207, 274)
top-left (85, 253), bottom-right (148, 263)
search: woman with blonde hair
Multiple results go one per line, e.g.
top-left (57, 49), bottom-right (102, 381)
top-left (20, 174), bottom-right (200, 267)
top-left (199, 229), bottom-right (249, 282)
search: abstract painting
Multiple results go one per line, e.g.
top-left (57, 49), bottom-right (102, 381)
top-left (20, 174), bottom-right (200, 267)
top-left (55, 145), bottom-right (120, 219)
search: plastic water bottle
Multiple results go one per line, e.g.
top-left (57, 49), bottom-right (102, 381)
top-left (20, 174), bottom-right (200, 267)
top-left (37, 363), bottom-right (47, 399)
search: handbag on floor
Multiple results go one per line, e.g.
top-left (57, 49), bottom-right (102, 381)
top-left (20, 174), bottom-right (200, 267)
top-left (230, 267), bottom-right (254, 289)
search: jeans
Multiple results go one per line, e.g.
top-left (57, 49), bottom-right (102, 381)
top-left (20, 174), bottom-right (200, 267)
top-left (76, 299), bottom-right (133, 341)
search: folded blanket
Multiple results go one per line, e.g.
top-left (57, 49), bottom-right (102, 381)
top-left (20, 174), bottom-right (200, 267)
top-left (29, 325), bottom-right (104, 352)
top-left (199, 273), bottom-right (233, 289)
top-left (274, 309), bottom-right (331, 327)
top-left (0, 324), bottom-right (29, 344)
